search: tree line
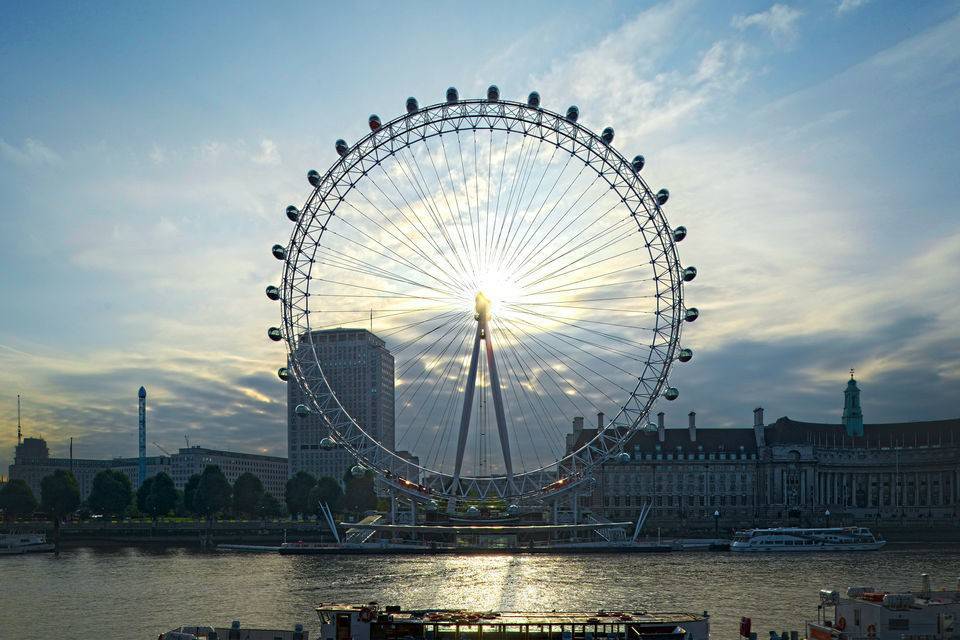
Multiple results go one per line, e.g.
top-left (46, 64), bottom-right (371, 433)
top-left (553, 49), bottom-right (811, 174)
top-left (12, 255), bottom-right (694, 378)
top-left (0, 465), bottom-right (378, 525)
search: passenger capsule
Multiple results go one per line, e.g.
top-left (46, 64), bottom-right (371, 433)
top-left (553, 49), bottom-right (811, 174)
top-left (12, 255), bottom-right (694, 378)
top-left (684, 307), bottom-right (700, 322)
top-left (446, 86), bottom-right (459, 103)
top-left (307, 169), bottom-right (321, 187)
top-left (487, 85), bottom-right (500, 101)
top-left (265, 285), bottom-right (280, 301)
top-left (335, 139), bottom-right (349, 157)
top-left (683, 266), bottom-right (698, 282)
top-left (267, 327), bottom-right (282, 341)
top-left (673, 226), bottom-right (687, 242)
top-left (277, 367), bottom-right (290, 381)
top-left (507, 504), bottom-right (520, 516)
top-left (601, 127), bottom-right (614, 144)
top-left (465, 505), bottom-right (480, 516)
top-left (677, 348), bottom-right (694, 363)
top-left (271, 244), bottom-right (286, 260)
top-left (645, 421), bottom-right (658, 433)
top-left (616, 452), bottom-right (631, 463)
top-left (426, 500), bottom-right (439, 512)
top-left (294, 403), bottom-right (311, 418)
top-left (406, 96), bottom-right (419, 113)
top-left (368, 114), bottom-right (381, 131)
top-left (285, 205), bottom-right (299, 222)
top-left (351, 464), bottom-right (366, 478)
top-left (656, 188), bottom-right (670, 206)
top-left (632, 155), bottom-right (645, 173)
top-left (664, 387), bottom-right (680, 401)
top-left (320, 437), bottom-right (335, 451)
top-left (566, 105), bottom-right (579, 122)
top-left (527, 91), bottom-right (541, 108)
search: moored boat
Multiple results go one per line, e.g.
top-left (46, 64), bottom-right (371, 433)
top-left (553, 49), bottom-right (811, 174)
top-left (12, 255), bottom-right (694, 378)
top-left (806, 574), bottom-right (960, 640)
top-left (0, 532), bottom-right (55, 555)
top-left (730, 527), bottom-right (884, 552)
top-left (316, 604), bottom-right (710, 640)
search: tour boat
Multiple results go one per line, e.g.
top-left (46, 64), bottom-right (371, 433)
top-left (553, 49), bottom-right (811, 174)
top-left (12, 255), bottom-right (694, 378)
top-left (806, 574), bottom-right (960, 640)
top-left (0, 532), bottom-right (55, 555)
top-left (730, 527), bottom-right (885, 552)
top-left (315, 604), bottom-right (710, 640)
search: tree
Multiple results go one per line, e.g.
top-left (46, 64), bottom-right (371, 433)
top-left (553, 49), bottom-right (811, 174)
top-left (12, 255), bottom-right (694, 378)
top-left (183, 473), bottom-right (201, 517)
top-left (255, 491), bottom-right (285, 520)
top-left (0, 479), bottom-right (38, 521)
top-left (284, 471), bottom-right (317, 519)
top-left (40, 470), bottom-right (81, 551)
top-left (309, 476), bottom-right (343, 517)
top-left (232, 472), bottom-right (264, 519)
top-left (342, 471), bottom-right (377, 515)
top-left (193, 465), bottom-right (232, 523)
top-left (87, 469), bottom-right (133, 518)
top-left (137, 472), bottom-right (178, 522)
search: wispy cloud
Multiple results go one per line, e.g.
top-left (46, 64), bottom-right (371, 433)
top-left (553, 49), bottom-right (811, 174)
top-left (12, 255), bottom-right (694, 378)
top-left (732, 4), bottom-right (803, 46)
top-left (837, 0), bottom-right (871, 15)
top-left (0, 138), bottom-right (61, 166)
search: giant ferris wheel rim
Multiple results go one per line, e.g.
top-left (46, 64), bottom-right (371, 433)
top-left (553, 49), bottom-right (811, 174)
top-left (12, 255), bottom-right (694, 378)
top-left (277, 94), bottom-right (688, 503)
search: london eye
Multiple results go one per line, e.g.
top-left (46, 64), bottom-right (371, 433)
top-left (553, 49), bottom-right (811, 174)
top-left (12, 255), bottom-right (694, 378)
top-left (266, 86), bottom-right (698, 508)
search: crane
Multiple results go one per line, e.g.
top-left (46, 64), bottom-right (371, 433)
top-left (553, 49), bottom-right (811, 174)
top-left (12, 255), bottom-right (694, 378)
top-left (153, 442), bottom-right (172, 456)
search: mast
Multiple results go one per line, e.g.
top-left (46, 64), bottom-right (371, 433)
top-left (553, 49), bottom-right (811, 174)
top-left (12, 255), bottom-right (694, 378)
top-left (16, 394), bottom-right (22, 446)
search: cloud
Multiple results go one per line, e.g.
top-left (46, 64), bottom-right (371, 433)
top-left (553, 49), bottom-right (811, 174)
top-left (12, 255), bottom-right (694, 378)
top-left (732, 4), bottom-right (803, 46)
top-left (837, 0), bottom-right (870, 15)
top-left (0, 138), bottom-right (61, 166)
top-left (252, 139), bottom-right (281, 166)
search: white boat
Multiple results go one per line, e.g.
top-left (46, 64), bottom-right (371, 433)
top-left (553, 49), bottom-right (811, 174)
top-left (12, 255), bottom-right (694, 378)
top-left (0, 532), bottom-right (55, 555)
top-left (730, 527), bottom-right (885, 552)
top-left (806, 574), bottom-right (960, 640)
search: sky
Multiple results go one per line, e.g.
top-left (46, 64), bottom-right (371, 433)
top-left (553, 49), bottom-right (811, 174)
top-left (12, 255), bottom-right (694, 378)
top-left (1, 0), bottom-right (958, 476)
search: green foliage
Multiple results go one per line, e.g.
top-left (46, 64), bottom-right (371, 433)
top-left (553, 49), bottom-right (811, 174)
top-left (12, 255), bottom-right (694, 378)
top-left (232, 472), bottom-right (264, 518)
top-left (255, 491), bottom-right (285, 520)
top-left (87, 469), bottom-right (133, 517)
top-left (183, 474), bottom-right (201, 516)
top-left (193, 465), bottom-right (232, 519)
top-left (40, 470), bottom-right (81, 521)
top-left (284, 471), bottom-right (317, 519)
top-left (309, 476), bottom-right (343, 516)
top-left (137, 472), bottom-right (178, 521)
top-left (0, 479), bottom-right (38, 520)
top-left (342, 471), bottom-right (377, 515)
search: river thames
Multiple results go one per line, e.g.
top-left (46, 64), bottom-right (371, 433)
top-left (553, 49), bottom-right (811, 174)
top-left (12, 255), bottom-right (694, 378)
top-left (3, 547), bottom-right (959, 638)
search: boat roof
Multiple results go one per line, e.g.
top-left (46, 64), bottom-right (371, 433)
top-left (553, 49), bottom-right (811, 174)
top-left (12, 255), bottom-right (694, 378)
top-left (316, 605), bottom-right (704, 625)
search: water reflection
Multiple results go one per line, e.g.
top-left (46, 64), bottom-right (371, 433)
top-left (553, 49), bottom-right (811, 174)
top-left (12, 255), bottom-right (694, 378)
top-left (3, 548), bottom-right (959, 639)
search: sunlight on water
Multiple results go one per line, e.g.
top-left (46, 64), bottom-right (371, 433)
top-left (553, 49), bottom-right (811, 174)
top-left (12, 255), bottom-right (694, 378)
top-left (3, 548), bottom-right (959, 639)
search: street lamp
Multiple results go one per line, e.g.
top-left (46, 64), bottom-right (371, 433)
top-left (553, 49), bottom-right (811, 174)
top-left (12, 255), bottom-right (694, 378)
top-left (713, 509), bottom-right (720, 537)
top-left (825, 509), bottom-right (831, 527)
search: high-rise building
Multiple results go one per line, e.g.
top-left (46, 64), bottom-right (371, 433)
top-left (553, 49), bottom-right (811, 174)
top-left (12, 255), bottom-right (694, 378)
top-left (287, 328), bottom-right (395, 482)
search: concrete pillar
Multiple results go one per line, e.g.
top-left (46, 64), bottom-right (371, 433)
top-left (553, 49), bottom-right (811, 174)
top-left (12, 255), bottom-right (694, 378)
top-left (657, 412), bottom-right (665, 443)
top-left (688, 411), bottom-right (697, 442)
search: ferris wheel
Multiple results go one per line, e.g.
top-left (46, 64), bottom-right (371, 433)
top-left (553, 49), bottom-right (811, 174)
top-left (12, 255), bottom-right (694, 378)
top-left (266, 86), bottom-right (698, 507)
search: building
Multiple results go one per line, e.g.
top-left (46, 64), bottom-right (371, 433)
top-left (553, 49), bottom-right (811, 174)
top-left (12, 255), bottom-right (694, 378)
top-left (8, 437), bottom-right (171, 501)
top-left (570, 376), bottom-right (960, 530)
top-left (170, 446), bottom-right (287, 499)
top-left (8, 438), bottom-right (287, 502)
top-left (288, 328), bottom-right (395, 482)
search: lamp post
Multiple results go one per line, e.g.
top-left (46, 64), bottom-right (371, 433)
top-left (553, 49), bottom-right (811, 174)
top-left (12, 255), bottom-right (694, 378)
top-left (825, 509), bottom-right (831, 527)
top-left (713, 509), bottom-right (720, 537)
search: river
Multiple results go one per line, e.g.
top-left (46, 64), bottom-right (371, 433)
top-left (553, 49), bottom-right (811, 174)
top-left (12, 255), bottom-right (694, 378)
top-left (2, 547), bottom-right (958, 638)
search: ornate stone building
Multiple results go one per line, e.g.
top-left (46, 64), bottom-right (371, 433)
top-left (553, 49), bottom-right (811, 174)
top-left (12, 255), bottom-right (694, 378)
top-left (570, 376), bottom-right (960, 530)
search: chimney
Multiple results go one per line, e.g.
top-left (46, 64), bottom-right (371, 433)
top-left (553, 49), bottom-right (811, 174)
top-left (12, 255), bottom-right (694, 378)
top-left (573, 416), bottom-right (584, 432)
top-left (688, 411), bottom-right (697, 442)
top-left (657, 411), bottom-right (666, 443)
top-left (597, 412), bottom-right (605, 429)
top-left (753, 407), bottom-right (765, 448)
